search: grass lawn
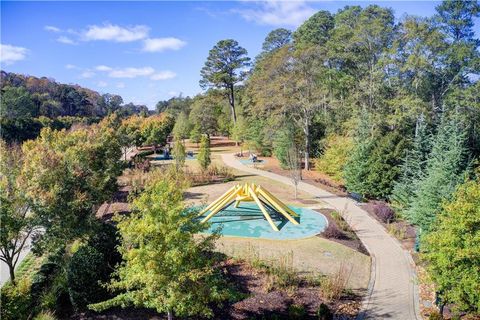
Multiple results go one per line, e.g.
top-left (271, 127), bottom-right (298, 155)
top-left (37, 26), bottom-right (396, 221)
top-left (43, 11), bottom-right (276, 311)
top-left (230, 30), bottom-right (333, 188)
top-left (215, 236), bottom-right (370, 292)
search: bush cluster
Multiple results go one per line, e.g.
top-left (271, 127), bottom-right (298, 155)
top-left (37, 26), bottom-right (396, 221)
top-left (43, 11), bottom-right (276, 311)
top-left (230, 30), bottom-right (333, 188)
top-left (322, 223), bottom-right (345, 239)
top-left (370, 202), bottom-right (395, 223)
top-left (67, 223), bottom-right (121, 311)
top-left (0, 278), bottom-right (34, 320)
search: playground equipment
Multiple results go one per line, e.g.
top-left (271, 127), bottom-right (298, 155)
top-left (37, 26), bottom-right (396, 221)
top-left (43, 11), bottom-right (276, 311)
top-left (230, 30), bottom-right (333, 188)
top-left (198, 183), bottom-right (300, 231)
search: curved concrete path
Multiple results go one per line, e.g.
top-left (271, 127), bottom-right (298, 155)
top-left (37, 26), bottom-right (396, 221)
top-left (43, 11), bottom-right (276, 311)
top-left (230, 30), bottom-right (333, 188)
top-left (221, 154), bottom-right (420, 320)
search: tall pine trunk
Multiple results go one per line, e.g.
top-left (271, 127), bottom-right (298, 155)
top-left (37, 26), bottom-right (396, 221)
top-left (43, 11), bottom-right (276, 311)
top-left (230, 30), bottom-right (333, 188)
top-left (229, 85), bottom-right (238, 146)
top-left (303, 118), bottom-right (310, 171)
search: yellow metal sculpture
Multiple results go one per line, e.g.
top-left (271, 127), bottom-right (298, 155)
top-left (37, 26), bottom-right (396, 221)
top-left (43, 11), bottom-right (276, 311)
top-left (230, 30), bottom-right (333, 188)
top-left (198, 183), bottom-right (299, 231)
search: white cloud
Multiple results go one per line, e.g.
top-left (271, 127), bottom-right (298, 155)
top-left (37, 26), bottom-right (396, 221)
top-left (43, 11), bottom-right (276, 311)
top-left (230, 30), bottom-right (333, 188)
top-left (57, 36), bottom-right (77, 45)
top-left (80, 70), bottom-right (95, 78)
top-left (97, 81), bottom-right (108, 88)
top-left (142, 37), bottom-right (186, 52)
top-left (95, 65), bottom-right (112, 71)
top-left (0, 44), bottom-right (28, 65)
top-left (82, 24), bottom-right (149, 42)
top-left (150, 71), bottom-right (176, 81)
top-left (108, 67), bottom-right (155, 78)
top-left (45, 25), bottom-right (61, 33)
top-left (236, 0), bottom-right (315, 27)
top-left (116, 82), bottom-right (126, 88)
top-left (95, 65), bottom-right (176, 80)
top-left (65, 64), bottom-right (78, 69)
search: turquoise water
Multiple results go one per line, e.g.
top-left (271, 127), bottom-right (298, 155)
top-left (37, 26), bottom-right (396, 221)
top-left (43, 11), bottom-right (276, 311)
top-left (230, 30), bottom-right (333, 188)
top-left (200, 202), bottom-right (327, 240)
top-left (239, 159), bottom-right (266, 165)
top-left (152, 154), bottom-right (196, 160)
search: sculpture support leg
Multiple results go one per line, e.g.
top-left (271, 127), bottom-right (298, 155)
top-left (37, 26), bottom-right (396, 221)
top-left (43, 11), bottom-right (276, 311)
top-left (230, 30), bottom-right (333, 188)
top-left (258, 187), bottom-right (299, 217)
top-left (201, 190), bottom-right (239, 223)
top-left (257, 189), bottom-right (299, 225)
top-left (248, 186), bottom-right (279, 231)
top-left (198, 185), bottom-right (238, 216)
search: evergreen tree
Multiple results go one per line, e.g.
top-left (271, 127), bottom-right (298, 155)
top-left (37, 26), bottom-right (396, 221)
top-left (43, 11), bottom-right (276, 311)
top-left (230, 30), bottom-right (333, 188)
top-left (172, 112), bottom-right (191, 142)
top-left (198, 135), bottom-right (211, 170)
top-left (343, 111), bottom-right (375, 197)
top-left (364, 130), bottom-right (408, 199)
top-left (406, 115), bottom-right (469, 232)
top-left (391, 115), bottom-right (432, 212)
top-left (423, 175), bottom-right (480, 314)
top-left (172, 134), bottom-right (186, 170)
top-left (189, 124), bottom-right (202, 146)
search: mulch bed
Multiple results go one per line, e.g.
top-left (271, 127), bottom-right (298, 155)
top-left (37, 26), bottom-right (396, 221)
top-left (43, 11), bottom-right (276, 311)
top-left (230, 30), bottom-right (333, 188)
top-left (316, 209), bottom-right (369, 256)
top-left (359, 201), bottom-right (417, 252)
top-left (70, 259), bottom-right (362, 320)
top-left (218, 259), bottom-right (362, 320)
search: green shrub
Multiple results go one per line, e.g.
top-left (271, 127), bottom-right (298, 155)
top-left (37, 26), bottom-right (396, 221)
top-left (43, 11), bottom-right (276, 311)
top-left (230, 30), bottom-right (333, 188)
top-left (0, 278), bottom-right (34, 320)
top-left (316, 303), bottom-right (332, 320)
top-left (198, 135), bottom-right (211, 170)
top-left (65, 224), bottom-right (119, 311)
top-left (315, 135), bottom-right (353, 183)
top-left (33, 311), bottom-right (57, 320)
top-left (67, 245), bottom-right (110, 310)
top-left (288, 304), bottom-right (306, 319)
top-left (38, 270), bottom-right (69, 313)
top-left (428, 311), bottom-right (443, 320)
top-left (88, 223), bottom-right (121, 266)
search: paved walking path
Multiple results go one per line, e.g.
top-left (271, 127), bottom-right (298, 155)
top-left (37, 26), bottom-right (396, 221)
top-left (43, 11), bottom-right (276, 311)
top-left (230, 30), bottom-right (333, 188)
top-left (221, 153), bottom-right (420, 320)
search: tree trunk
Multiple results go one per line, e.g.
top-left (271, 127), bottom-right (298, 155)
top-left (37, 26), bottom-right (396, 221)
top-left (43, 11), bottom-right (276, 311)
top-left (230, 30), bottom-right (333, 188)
top-left (304, 119), bottom-right (310, 171)
top-left (229, 85), bottom-right (237, 124)
top-left (167, 310), bottom-right (173, 320)
top-left (8, 262), bottom-right (15, 285)
top-left (229, 85), bottom-right (238, 146)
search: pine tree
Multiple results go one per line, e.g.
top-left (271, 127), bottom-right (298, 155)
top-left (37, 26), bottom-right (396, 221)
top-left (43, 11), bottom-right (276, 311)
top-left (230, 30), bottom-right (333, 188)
top-left (364, 130), bottom-right (408, 199)
top-left (172, 134), bottom-right (186, 170)
top-left (407, 115), bottom-right (469, 233)
top-left (343, 111), bottom-right (374, 197)
top-left (197, 135), bottom-right (211, 171)
top-left (391, 115), bottom-right (432, 213)
top-left (172, 112), bottom-right (191, 142)
top-left (189, 124), bottom-right (201, 146)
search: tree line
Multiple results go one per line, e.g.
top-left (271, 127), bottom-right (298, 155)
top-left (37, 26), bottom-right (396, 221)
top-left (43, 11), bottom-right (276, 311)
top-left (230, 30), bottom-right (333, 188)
top-left (0, 71), bottom-right (150, 143)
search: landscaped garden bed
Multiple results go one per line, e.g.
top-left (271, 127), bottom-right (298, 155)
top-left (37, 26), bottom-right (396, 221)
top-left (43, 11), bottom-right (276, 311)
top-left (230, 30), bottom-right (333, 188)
top-left (317, 209), bottom-right (368, 255)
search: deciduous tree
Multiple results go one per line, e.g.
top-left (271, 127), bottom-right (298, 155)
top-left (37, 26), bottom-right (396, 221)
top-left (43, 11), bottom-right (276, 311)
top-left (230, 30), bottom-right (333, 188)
top-left (89, 179), bottom-right (230, 319)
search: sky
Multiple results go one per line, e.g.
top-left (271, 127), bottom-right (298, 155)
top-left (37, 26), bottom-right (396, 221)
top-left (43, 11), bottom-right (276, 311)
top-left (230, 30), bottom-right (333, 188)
top-left (1, 0), bottom-right (475, 109)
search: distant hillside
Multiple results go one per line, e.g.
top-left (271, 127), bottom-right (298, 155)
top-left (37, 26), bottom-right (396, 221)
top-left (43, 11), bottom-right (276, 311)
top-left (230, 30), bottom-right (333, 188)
top-left (0, 71), bottom-right (150, 143)
top-left (0, 70), bottom-right (149, 118)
